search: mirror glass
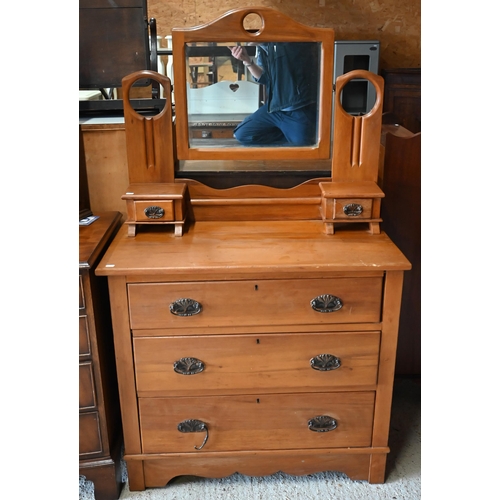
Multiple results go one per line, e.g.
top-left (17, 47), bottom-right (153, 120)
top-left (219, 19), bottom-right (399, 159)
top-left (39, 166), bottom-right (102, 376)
top-left (185, 41), bottom-right (321, 149)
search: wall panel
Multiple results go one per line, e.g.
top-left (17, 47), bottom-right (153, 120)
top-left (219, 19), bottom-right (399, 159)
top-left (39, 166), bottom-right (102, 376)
top-left (149, 0), bottom-right (420, 70)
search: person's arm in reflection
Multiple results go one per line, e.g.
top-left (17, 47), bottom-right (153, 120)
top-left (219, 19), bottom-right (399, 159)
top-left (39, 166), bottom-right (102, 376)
top-left (229, 45), bottom-right (263, 80)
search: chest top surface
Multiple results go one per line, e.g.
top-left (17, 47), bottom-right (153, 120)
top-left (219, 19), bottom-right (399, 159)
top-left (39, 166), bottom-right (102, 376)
top-left (95, 220), bottom-right (410, 279)
top-left (79, 211), bottom-right (122, 269)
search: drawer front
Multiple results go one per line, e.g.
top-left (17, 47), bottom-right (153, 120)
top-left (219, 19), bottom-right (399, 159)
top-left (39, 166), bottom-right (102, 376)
top-left (79, 362), bottom-right (97, 409)
top-left (134, 332), bottom-right (380, 396)
top-left (79, 315), bottom-right (91, 357)
top-left (139, 392), bottom-right (375, 453)
top-left (135, 201), bottom-right (174, 222)
top-left (128, 278), bottom-right (383, 330)
top-left (334, 199), bottom-right (373, 219)
top-left (79, 275), bottom-right (85, 309)
top-left (79, 412), bottom-right (103, 456)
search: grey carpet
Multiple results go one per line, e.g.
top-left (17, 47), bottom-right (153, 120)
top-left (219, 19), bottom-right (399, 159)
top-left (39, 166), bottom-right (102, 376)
top-left (80, 377), bottom-right (420, 499)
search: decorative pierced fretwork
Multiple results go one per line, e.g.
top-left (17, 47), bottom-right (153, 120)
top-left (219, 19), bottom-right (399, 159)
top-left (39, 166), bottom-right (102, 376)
top-left (308, 415), bottom-right (338, 432)
top-left (310, 294), bottom-right (343, 313)
top-left (310, 353), bottom-right (341, 371)
top-left (173, 357), bottom-right (205, 375)
top-left (343, 203), bottom-right (363, 217)
top-left (169, 298), bottom-right (203, 316)
top-left (177, 419), bottom-right (209, 450)
top-left (144, 205), bottom-right (165, 219)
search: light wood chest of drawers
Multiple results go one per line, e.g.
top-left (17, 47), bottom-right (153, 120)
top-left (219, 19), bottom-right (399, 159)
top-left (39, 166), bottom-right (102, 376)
top-left (96, 220), bottom-right (410, 490)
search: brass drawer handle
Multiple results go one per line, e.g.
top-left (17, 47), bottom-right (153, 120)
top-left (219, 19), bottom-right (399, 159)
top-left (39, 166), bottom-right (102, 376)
top-left (170, 298), bottom-right (203, 316)
top-left (310, 294), bottom-right (343, 313)
top-left (173, 357), bottom-right (205, 375)
top-left (177, 419), bottom-right (209, 450)
top-left (310, 353), bottom-right (341, 371)
top-left (144, 205), bottom-right (165, 219)
top-left (308, 415), bottom-right (338, 432)
top-left (343, 203), bottom-right (363, 216)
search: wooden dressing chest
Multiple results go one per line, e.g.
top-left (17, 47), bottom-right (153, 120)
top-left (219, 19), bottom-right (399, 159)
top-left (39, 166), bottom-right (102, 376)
top-left (93, 7), bottom-right (411, 491)
top-left (96, 220), bottom-right (410, 488)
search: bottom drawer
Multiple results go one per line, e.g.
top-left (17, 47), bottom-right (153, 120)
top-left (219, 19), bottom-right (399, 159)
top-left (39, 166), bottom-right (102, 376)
top-left (79, 412), bottom-right (103, 456)
top-left (139, 392), bottom-right (374, 453)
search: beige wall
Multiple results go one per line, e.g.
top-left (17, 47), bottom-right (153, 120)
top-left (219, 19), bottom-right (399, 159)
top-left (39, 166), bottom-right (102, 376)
top-left (149, 0), bottom-right (421, 70)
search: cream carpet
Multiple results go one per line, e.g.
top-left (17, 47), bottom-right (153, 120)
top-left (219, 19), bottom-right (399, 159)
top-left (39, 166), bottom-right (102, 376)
top-left (80, 377), bottom-right (420, 499)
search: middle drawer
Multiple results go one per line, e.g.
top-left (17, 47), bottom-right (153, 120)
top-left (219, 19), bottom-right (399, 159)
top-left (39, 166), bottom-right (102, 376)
top-left (134, 331), bottom-right (380, 397)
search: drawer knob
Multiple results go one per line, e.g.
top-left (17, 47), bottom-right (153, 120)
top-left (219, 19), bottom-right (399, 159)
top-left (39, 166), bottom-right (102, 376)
top-left (310, 353), bottom-right (341, 371)
top-left (144, 205), bottom-right (165, 219)
top-left (308, 415), bottom-right (338, 432)
top-left (177, 419), bottom-right (209, 450)
top-left (310, 294), bottom-right (343, 313)
top-left (170, 298), bottom-right (203, 316)
top-left (343, 203), bottom-right (363, 216)
top-left (173, 357), bottom-right (205, 375)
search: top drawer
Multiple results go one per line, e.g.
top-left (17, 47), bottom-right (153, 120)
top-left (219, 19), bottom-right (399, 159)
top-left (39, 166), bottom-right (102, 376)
top-left (128, 278), bottom-right (383, 330)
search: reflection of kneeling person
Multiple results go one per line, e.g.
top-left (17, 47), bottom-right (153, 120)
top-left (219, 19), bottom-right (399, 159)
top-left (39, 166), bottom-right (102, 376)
top-left (229, 43), bottom-right (319, 146)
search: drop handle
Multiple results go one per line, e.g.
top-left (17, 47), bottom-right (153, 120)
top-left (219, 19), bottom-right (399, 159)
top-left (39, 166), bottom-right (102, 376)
top-left (343, 203), bottom-right (363, 216)
top-left (310, 353), bottom-right (341, 371)
top-left (173, 357), bottom-right (205, 375)
top-left (310, 294), bottom-right (343, 313)
top-left (170, 298), bottom-right (203, 316)
top-left (177, 419), bottom-right (209, 450)
top-left (308, 415), bottom-right (338, 432)
top-left (144, 206), bottom-right (165, 219)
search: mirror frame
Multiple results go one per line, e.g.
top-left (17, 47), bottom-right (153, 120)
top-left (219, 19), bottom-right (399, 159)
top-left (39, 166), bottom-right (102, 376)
top-left (172, 8), bottom-right (335, 162)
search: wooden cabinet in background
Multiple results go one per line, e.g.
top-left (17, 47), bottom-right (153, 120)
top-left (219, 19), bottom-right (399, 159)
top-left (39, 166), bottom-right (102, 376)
top-left (79, 212), bottom-right (123, 500)
top-left (380, 129), bottom-right (421, 376)
top-left (80, 121), bottom-right (129, 216)
top-left (382, 68), bottom-right (421, 134)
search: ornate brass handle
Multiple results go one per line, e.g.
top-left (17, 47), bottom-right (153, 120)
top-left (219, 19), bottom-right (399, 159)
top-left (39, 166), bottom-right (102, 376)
top-left (173, 357), bottom-right (205, 375)
top-left (310, 353), bottom-right (341, 371)
top-left (308, 415), bottom-right (338, 432)
top-left (177, 419), bottom-right (209, 450)
top-left (343, 203), bottom-right (363, 216)
top-left (310, 294), bottom-right (343, 313)
top-left (144, 205), bottom-right (165, 219)
top-left (170, 298), bottom-right (203, 316)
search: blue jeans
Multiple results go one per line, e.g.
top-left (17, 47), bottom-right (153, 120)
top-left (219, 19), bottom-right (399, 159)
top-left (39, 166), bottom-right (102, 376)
top-left (233, 103), bottom-right (317, 146)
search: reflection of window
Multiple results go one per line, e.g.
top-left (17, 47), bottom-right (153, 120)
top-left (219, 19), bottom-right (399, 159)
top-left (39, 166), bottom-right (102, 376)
top-left (186, 43), bottom-right (257, 89)
top-left (187, 43), bottom-right (217, 88)
top-left (188, 58), bottom-right (216, 88)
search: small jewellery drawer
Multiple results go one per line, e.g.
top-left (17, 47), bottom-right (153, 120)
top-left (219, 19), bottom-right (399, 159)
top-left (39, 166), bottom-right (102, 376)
top-left (333, 198), bottom-right (373, 220)
top-left (134, 332), bottom-right (380, 396)
top-left (133, 201), bottom-right (174, 222)
top-left (139, 392), bottom-right (375, 453)
top-left (128, 278), bottom-right (383, 330)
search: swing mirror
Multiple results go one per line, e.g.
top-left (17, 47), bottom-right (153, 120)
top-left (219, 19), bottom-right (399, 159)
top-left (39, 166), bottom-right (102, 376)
top-left (172, 8), bottom-right (335, 168)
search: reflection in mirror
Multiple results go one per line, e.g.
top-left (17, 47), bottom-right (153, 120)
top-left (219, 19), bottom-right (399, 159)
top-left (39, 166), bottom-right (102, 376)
top-left (186, 42), bottom-right (320, 149)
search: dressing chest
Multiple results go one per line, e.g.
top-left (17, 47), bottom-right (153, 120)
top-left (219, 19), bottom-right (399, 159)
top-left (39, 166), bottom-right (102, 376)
top-left (94, 7), bottom-right (411, 491)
